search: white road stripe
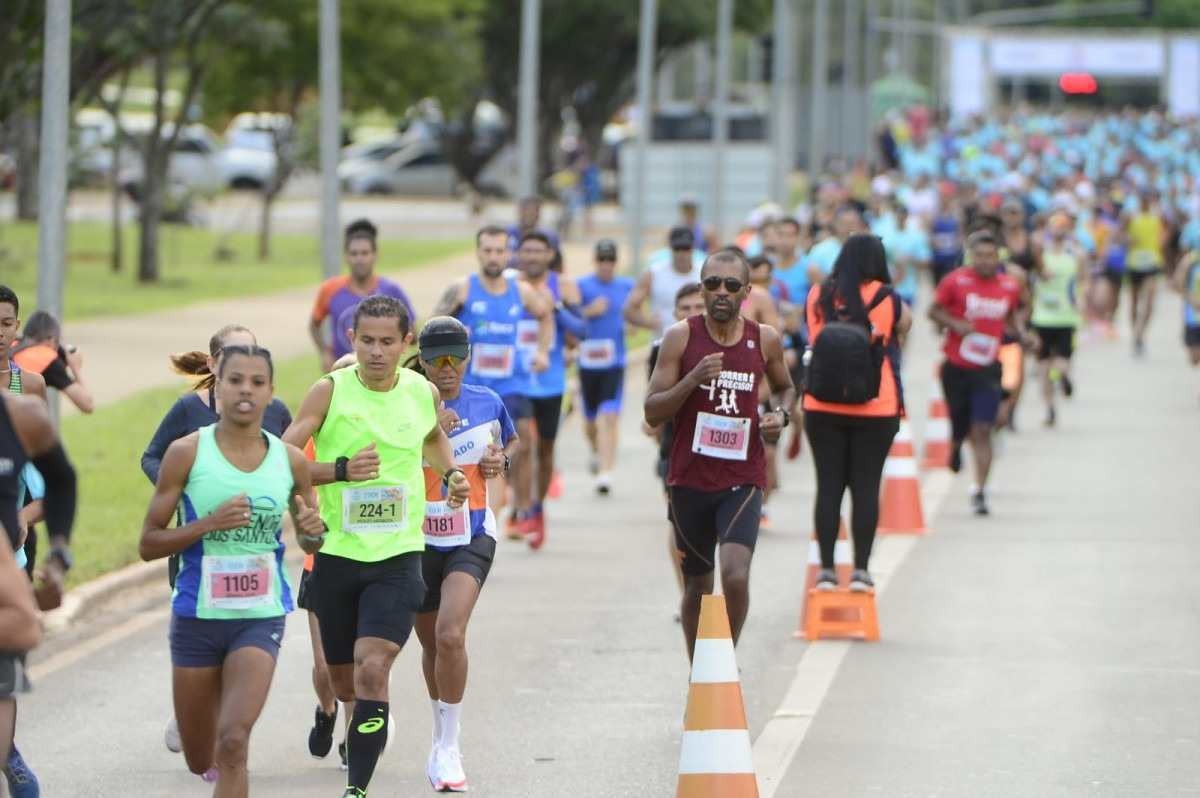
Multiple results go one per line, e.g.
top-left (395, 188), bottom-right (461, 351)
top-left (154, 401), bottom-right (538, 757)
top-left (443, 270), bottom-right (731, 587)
top-left (752, 469), bottom-right (952, 797)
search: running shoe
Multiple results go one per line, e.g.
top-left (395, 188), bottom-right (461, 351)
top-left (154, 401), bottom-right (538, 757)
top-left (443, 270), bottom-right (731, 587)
top-left (342, 789), bottom-right (366, 798)
top-left (308, 704), bottom-right (338, 758)
top-left (430, 745), bottom-right (469, 792)
top-left (200, 768), bottom-right (218, 783)
top-left (815, 568), bottom-right (838, 591)
top-left (504, 511), bottom-right (529, 541)
top-left (1060, 373), bottom-right (1074, 397)
top-left (338, 741), bottom-right (348, 771)
top-left (526, 510), bottom-right (546, 550)
top-left (1044, 407), bottom-right (1056, 428)
top-left (164, 715), bottom-right (182, 753)
top-left (971, 489), bottom-right (990, 517)
top-left (3, 746), bottom-right (39, 797)
top-left (848, 569), bottom-right (875, 592)
top-left (548, 470), bottom-right (564, 499)
top-left (949, 442), bottom-right (963, 473)
top-left (427, 743), bottom-right (440, 789)
top-left (595, 473), bottom-right (611, 496)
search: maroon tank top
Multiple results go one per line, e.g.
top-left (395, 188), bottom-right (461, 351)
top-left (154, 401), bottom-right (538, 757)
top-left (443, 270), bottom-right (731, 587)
top-left (667, 315), bottom-right (767, 491)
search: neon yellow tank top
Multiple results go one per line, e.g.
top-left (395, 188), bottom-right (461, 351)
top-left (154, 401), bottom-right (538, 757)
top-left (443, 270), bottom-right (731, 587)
top-left (1127, 213), bottom-right (1163, 271)
top-left (1031, 249), bottom-right (1080, 329)
top-left (315, 366), bottom-right (436, 562)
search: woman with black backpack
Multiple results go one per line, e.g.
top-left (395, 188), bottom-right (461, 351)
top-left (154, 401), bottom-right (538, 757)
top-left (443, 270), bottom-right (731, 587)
top-left (803, 233), bottom-right (911, 591)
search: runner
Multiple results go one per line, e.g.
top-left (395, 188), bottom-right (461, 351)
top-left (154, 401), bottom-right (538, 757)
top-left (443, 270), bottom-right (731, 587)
top-left (141, 324), bottom-right (295, 757)
top-left (283, 296), bottom-right (470, 798)
top-left (929, 194), bottom-right (965, 287)
top-left (644, 249), bottom-right (795, 659)
top-left (1031, 213), bottom-right (1087, 427)
top-left (1171, 247), bottom-right (1200, 387)
top-left (1124, 192), bottom-right (1168, 357)
top-left (678, 196), bottom-right (715, 254)
top-left (505, 196), bottom-right (560, 262)
top-left (929, 231), bottom-right (1036, 516)
top-left (430, 225), bottom-right (552, 532)
top-left (139, 345), bottom-right (326, 795)
top-left (0, 286), bottom-right (46, 402)
top-left (805, 205), bottom-right (864, 288)
top-left (310, 219), bottom-right (417, 372)
top-left (577, 239), bottom-right (634, 494)
top-left (643, 283), bottom-right (705, 615)
top-left (877, 202), bottom-right (931, 313)
top-left (410, 317), bottom-right (518, 792)
top-left (11, 311), bottom-right (94, 413)
top-left (624, 226), bottom-right (705, 337)
top-left (512, 231), bottom-right (585, 548)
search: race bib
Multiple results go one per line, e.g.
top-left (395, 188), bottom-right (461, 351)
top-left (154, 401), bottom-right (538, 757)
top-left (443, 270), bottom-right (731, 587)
top-left (1129, 250), bottom-right (1158, 270)
top-left (516, 319), bottom-right (554, 351)
top-left (423, 500), bottom-right (472, 548)
top-left (342, 485), bottom-right (407, 534)
top-left (471, 343), bottom-right (515, 379)
top-left (1038, 294), bottom-right (1062, 310)
top-left (959, 332), bottom-right (1000, 366)
top-left (579, 339), bottom-right (617, 369)
top-left (692, 412), bottom-right (751, 461)
top-left (203, 554), bottom-right (275, 611)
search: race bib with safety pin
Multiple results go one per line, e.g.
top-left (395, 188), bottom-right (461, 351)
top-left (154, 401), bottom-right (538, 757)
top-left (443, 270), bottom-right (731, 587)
top-left (342, 485), bottom-right (407, 534)
top-left (471, 343), bottom-right (515, 379)
top-left (692, 412), bottom-right (751, 461)
top-left (423, 500), bottom-right (472, 548)
top-left (959, 332), bottom-right (999, 366)
top-left (202, 554), bottom-right (276, 611)
top-left (579, 339), bottom-right (617, 369)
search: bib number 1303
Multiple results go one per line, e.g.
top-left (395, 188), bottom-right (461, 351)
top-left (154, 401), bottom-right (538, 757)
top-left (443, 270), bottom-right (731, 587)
top-left (692, 412), bottom-right (751, 461)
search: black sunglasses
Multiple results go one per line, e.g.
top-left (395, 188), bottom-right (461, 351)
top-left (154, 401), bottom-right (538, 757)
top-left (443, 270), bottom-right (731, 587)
top-left (596, 255), bottom-right (616, 262)
top-left (702, 276), bottom-right (745, 293)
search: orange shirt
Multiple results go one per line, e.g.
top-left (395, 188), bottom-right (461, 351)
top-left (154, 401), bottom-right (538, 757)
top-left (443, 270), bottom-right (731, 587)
top-left (803, 280), bottom-right (901, 418)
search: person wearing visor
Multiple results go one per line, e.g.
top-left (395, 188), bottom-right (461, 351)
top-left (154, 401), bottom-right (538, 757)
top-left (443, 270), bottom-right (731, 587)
top-left (410, 317), bottom-right (517, 793)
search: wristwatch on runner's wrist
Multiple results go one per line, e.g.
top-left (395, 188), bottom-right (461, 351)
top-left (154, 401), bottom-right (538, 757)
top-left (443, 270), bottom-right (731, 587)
top-left (774, 408), bottom-right (791, 428)
top-left (442, 467), bottom-right (467, 487)
top-left (50, 546), bottom-right (73, 572)
top-left (334, 456), bottom-right (350, 482)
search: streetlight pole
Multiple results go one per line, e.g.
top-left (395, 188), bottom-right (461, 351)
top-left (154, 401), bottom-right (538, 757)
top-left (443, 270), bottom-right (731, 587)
top-left (712, 0), bottom-right (733, 244)
top-left (630, 0), bottom-right (657, 272)
top-left (808, 0), bottom-right (830, 176)
top-left (37, 0), bottom-right (71, 322)
top-left (842, 0), bottom-right (860, 162)
top-left (318, 0), bottom-right (341, 279)
top-left (770, 0), bottom-right (796, 206)
top-left (516, 0), bottom-right (541, 199)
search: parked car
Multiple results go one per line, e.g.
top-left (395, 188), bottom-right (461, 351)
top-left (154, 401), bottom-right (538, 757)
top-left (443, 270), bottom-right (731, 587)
top-left (218, 113), bottom-right (288, 190)
top-left (118, 124), bottom-right (225, 201)
top-left (339, 140), bottom-right (518, 198)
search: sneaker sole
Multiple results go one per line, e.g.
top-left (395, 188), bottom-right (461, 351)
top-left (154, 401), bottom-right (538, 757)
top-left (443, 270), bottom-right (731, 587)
top-left (815, 583), bottom-right (837, 592)
top-left (848, 582), bottom-right (874, 593)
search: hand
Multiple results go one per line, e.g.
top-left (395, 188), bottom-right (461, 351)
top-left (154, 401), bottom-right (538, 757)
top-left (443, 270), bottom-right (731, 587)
top-left (584, 295), bottom-right (609, 318)
top-left (531, 351), bottom-right (550, 373)
top-left (347, 443), bottom-right (380, 482)
top-left (641, 420), bottom-right (662, 438)
top-left (209, 494), bottom-right (252, 532)
top-left (34, 560), bottom-right (65, 611)
top-left (479, 443), bottom-right (506, 479)
top-left (293, 495), bottom-right (326, 554)
top-left (437, 404), bottom-right (461, 435)
top-left (445, 470), bottom-right (470, 508)
top-left (760, 411), bottom-right (785, 444)
top-left (950, 318), bottom-right (975, 337)
top-left (65, 347), bottom-right (83, 372)
top-left (1022, 330), bottom-right (1041, 351)
top-left (687, 352), bottom-right (724, 387)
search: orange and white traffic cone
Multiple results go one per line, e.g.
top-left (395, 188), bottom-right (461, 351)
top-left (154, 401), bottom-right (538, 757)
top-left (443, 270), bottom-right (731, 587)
top-left (678, 594), bottom-right (758, 798)
top-left (921, 364), bottom-right (951, 470)
top-left (795, 519), bottom-right (852, 637)
top-left (878, 420), bottom-right (927, 535)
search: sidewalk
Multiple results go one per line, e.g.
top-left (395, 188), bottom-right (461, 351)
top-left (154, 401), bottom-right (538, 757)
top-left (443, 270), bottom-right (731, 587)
top-left (775, 294), bottom-right (1200, 794)
top-left (67, 240), bottom-right (598, 408)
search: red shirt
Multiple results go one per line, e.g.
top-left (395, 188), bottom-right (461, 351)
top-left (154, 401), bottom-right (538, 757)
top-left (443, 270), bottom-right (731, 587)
top-left (935, 266), bottom-right (1022, 369)
top-left (667, 315), bottom-right (767, 492)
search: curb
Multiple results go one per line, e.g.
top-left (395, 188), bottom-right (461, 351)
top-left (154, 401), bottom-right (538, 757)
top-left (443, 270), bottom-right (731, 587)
top-left (42, 558), bottom-right (165, 636)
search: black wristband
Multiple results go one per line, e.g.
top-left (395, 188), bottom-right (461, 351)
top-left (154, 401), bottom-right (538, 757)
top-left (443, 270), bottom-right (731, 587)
top-left (334, 456), bottom-right (349, 482)
top-left (776, 408), bottom-right (791, 428)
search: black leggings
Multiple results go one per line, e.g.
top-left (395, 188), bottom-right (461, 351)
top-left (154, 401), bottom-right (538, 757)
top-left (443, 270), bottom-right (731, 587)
top-left (804, 411), bottom-right (899, 570)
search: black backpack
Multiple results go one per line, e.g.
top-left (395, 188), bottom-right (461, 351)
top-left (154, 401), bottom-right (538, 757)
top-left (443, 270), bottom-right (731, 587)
top-left (805, 286), bottom-right (893, 404)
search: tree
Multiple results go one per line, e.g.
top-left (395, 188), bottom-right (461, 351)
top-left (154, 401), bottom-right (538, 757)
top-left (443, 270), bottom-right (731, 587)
top-left (446, 0), bottom-right (769, 193)
top-left (201, 0), bottom-right (482, 260)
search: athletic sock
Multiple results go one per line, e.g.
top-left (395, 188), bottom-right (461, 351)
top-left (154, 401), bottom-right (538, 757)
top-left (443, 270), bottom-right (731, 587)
top-left (347, 699), bottom-right (389, 791)
top-left (431, 699), bottom-right (443, 744)
top-left (437, 700), bottom-right (462, 750)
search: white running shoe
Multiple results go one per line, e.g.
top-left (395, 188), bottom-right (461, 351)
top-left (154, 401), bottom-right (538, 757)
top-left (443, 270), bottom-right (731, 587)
top-left (426, 743), bottom-right (440, 790)
top-left (431, 745), bottom-right (469, 792)
top-left (164, 716), bottom-right (182, 753)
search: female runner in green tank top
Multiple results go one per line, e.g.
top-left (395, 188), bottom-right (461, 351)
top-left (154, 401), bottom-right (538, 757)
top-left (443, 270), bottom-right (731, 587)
top-left (139, 346), bottom-right (327, 797)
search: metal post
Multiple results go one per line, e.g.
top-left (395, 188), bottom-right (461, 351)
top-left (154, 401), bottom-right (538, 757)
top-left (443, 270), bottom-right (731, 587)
top-left (629, 0), bottom-right (657, 273)
top-left (516, 0), bottom-right (541, 199)
top-left (318, 0), bottom-right (341, 278)
top-left (842, 0), bottom-right (860, 162)
top-left (899, 0), bottom-right (912, 74)
top-left (770, 0), bottom-right (796, 206)
top-left (808, 0), bottom-right (830, 175)
top-left (712, 0), bottom-right (733, 244)
top-left (864, 0), bottom-right (879, 165)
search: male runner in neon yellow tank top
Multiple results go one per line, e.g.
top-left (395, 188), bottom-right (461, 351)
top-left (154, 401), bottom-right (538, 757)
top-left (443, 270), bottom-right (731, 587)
top-left (285, 296), bottom-right (469, 798)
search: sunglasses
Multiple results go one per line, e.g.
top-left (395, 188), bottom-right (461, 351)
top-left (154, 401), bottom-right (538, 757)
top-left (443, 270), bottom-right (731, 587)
top-left (596, 256), bottom-right (616, 262)
top-left (422, 354), bottom-right (465, 369)
top-left (702, 276), bottom-right (745, 294)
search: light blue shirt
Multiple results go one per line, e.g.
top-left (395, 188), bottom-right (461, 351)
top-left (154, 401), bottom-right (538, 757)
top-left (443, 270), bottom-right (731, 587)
top-left (805, 237), bottom-right (843, 278)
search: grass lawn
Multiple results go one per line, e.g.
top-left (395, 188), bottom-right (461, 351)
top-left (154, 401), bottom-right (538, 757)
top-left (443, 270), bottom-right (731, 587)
top-left (0, 221), bottom-right (470, 321)
top-left (61, 350), bottom-right (324, 588)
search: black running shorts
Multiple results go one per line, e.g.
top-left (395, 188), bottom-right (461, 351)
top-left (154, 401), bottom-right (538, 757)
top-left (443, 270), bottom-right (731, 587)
top-left (529, 394), bottom-right (563, 441)
top-left (419, 535), bottom-right (497, 614)
top-left (296, 567), bottom-right (316, 611)
top-left (1033, 326), bottom-right (1075, 361)
top-left (667, 485), bottom-right (762, 577)
top-left (313, 551), bottom-right (425, 666)
top-left (578, 367), bottom-right (624, 420)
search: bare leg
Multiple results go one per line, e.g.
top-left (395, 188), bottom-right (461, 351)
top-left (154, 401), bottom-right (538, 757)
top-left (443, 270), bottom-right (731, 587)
top-left (0, 698), bottom-right (14, 765)
top-left (680, 572), bottom-right (715, 661)
top-left (213, 646), bottom-right (277, 798)
top-left (414, 612), bottom-right (439, 700)
top-left (718, 543), bottom-right (753, 645)
top-left (173, 665), bottom-right (222, 776)
top-left (597, 412), bottom-right (619, 474)
top-left (536, 437), bottom-right (556, 506)
top-left (431, 573), bottom-right (482, 704)
top-left (510, 418), bottom-right (535, 516)
top-left (307, 611), bottom-right (336, 715)
top-left (968, 422), bottom-right (994, 489)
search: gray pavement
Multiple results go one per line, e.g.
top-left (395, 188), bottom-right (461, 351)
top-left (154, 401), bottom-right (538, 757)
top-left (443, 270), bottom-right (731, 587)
top-left (17, 286), bottom-right (1200, 796)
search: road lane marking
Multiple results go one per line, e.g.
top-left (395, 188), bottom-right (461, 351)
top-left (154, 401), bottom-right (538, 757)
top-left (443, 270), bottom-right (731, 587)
top-left (752, 469), bottom-right (953, 797)
top-left (30, 607), bottom-right (169, 682)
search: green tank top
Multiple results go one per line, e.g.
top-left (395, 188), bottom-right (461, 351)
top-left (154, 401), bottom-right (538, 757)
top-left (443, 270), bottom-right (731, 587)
top-left (315, 366), bottom-right (436, 562)
top-left (1032, 249), bottom-right (1080, 328)
top-left (173, 424), bottom-right (295, 619)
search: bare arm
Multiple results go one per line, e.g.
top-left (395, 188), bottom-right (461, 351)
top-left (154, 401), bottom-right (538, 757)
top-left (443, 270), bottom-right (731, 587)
top-left (519, 281), bottom-right (553, 368)
top-left (623, 270), bottom-right (658, 331)
top-left (928, 301), bottom-right (971, 336)
top-left (285, 443), bottom-right (326, 555)
top-left (761, 325), bottom-right (796, 411)
top-left (645, 322), bottom-right (719, 426)
top-left (0, 537), bottom-right (40, 652)
top-left (432, 279), bottom-right (468, 317)
top-left (282, 378), bottom-right (338, 485)
top-left (18, 370), bottom-right (46, 401)
top-left (139, 436), bottom-right (231, 560)
top-left (422, 384), bottom-right (470, 507)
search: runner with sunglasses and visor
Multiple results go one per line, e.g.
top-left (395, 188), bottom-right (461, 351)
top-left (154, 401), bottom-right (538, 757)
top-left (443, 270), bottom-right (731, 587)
top-left (645, 249), bottom-right (794, 661)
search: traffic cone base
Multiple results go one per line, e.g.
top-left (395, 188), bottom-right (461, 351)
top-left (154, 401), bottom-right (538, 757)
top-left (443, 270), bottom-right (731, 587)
top-left (803, 589), bottom-right (880, 641)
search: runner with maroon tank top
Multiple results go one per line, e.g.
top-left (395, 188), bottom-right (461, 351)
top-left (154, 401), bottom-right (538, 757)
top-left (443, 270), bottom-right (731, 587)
top-left (645, 249), bottom-right (794, 662)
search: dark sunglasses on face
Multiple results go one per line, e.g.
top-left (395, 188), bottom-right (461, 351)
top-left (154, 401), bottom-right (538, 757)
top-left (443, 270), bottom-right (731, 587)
top-left (596, 256), bottom-right (616, 262)
top-left (702, 276), bottom-right (744, 293)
